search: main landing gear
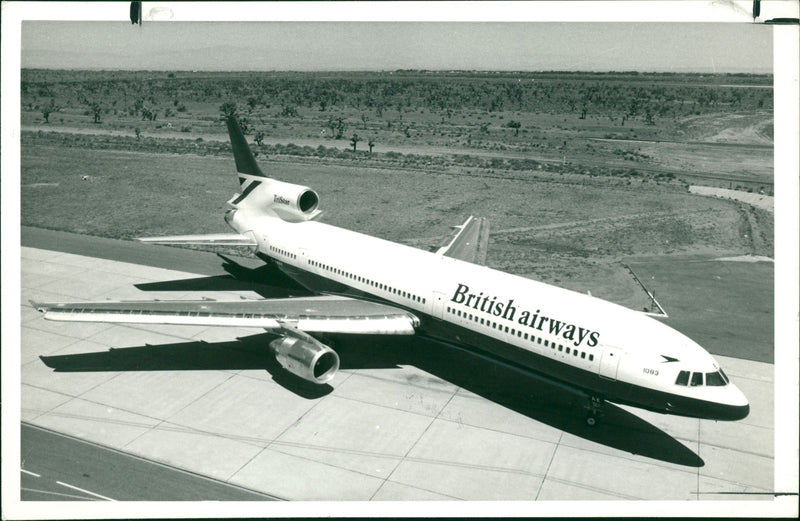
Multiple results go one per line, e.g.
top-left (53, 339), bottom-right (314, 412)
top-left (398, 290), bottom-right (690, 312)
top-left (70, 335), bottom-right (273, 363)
top-left (583, 395), bottom-right (605, 427)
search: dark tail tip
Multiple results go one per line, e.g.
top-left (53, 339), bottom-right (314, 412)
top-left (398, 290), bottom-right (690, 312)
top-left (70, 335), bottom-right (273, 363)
top-left (225, 115), bottom-right (266, 178)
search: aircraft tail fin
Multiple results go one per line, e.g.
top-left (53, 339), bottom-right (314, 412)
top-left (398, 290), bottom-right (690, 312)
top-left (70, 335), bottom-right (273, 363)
top-left (225, 115), bottom-right (266, 178)
top-left (222, 113), bottom-right (322, 222)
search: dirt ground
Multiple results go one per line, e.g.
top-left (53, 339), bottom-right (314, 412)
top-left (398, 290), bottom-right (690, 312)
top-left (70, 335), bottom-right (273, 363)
top-left (20, 140), bottom-right (773, 315)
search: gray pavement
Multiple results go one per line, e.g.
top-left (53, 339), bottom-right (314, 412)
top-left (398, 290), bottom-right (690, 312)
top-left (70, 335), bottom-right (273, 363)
top-left (12, 242), bottom-right (781, 511)
top-left (21, 423), bottom-right (280, 501)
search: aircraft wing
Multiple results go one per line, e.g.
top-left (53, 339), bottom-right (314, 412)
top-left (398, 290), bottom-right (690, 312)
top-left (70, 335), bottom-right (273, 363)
top-left (30, 295), bottom-right (419, 335)
top-left (436, 216), bottom-right (490, 266)
top-left (137, 233), bottom-right (257, 247)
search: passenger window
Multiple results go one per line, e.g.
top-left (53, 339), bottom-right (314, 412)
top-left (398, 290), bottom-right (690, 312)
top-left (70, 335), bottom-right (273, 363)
top-left (566, 347), bottom-right (571, 354)
top-left (589, 354), bottom-right (594, 361)
top-left (690, 372), bottom-right (703, 386)
top-left (581, 352), bottom-right (586, 359)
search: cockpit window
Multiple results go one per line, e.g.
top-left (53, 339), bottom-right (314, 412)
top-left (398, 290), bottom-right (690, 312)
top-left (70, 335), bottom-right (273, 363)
top-left (705, 371), bottom-right (727, 386)
top-left (690, 372), bottom-right (704, 386)
top-left (719, 369), bottom-right (730, 384)
top-left (675, 370), bottom-right (690, 386)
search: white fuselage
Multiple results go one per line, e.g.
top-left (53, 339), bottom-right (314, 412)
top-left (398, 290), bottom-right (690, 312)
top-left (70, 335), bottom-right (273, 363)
top-left (229, 209), bottom-right (749, 420)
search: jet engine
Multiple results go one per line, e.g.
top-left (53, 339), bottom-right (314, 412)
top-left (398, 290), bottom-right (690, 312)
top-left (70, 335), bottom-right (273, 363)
top-left (265, 179), bottom-right (320, 222)
top-left (269, 335), bottom-right (340, 384)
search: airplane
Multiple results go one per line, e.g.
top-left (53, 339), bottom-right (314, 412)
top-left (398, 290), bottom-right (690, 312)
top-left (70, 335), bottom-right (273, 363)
top-left (32, 113), bottom-right (750, 426)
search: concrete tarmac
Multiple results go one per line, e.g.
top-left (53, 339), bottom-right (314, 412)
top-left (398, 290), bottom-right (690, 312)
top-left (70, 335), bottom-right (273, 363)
top-left (21, 423), bottom-right (280, 501)
top-left (15, 234), bottom-right (778, 509)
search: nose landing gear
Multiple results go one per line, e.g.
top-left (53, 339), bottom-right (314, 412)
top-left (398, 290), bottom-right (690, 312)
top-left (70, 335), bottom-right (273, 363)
top-left (584, 395), bottom-right (605, 426)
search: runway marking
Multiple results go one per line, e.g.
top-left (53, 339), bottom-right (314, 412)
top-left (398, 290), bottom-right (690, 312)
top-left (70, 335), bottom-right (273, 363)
top-left (21, 468), bottom-right (41, 478)
top-left (21, 487), bottom-right (97, 501)
top-left (24, 423), bottom-right (283, 500)
top-left (56, 481), bottom-right (116, 501)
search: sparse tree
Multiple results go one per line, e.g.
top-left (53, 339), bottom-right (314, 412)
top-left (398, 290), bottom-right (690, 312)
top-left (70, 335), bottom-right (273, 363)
top-left (280, 106), bottom-right (299, 117)
top-left (135, 127), bottom-right (141, 140)
top-left (141, 107), bottom-right (157, 121)
top-left (91, 102), bottom-right (102, 124)
top-left (645, 108), bottom-right (655, 126)
top-left (506, 120), bottom-right (521, 136)
top-left (335, 117), bottom-right (346, 139)
top-left (326, 115), bottom-right (337, 137)
top-left (368, 138), bottom-right (375, 154)
top-left (41, 98), bottom-right (58, 123)
top-left (254, 131), bottom-right (265, 146)
top-left (219, 102), bottom-right (238, 119)
top-left (350, 133), bottom-right (361, 152)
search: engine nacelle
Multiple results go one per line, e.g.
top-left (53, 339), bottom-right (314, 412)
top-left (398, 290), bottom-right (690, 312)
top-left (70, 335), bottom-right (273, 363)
top-left (266, 179), bottom-right (321, 222)
top-left (269, 335), bottom-right (340, 384)
top-left (233, 177), bottom-right (321, 223)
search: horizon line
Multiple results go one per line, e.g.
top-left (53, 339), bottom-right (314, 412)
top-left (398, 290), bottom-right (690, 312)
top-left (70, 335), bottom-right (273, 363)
top-left (21, 67), bottom-right (774, 75)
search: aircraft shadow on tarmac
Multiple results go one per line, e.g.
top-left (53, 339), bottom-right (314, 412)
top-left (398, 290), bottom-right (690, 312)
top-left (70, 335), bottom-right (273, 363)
top-left (134, 254), bottom-right (312, 299)
top-left (39, 330), bottom-right (704, 467)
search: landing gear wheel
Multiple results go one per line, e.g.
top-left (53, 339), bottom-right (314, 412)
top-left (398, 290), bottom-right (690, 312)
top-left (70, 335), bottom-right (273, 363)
top-left (585, 415), bottom-right (597, 427)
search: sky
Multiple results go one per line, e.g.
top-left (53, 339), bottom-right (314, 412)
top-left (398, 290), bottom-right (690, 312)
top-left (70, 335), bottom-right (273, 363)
top-left (21, 21), bottom-right (774, 73)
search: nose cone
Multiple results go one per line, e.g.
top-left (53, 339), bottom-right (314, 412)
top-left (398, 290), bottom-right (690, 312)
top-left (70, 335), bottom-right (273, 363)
top-left (717, 383), bottom-right (750, 420)
top-left (719, 401), bottom-right (750, 421)
top-left (674, 383), bottom-right (750, 420)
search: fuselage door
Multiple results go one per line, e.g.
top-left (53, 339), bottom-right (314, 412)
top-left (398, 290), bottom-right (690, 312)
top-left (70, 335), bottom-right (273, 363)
top-left (598, 346), bottom-right (623, 380)
top-left (431, 291), bottom-right (447, 320)
top-left (257, 233), bottom-right (271, 254)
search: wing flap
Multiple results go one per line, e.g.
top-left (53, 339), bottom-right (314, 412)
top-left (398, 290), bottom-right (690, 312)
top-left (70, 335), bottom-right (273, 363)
top-left (31, 296), bottom-right (419, 335)
top-left (436, 216), bottom-right (490, 266)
